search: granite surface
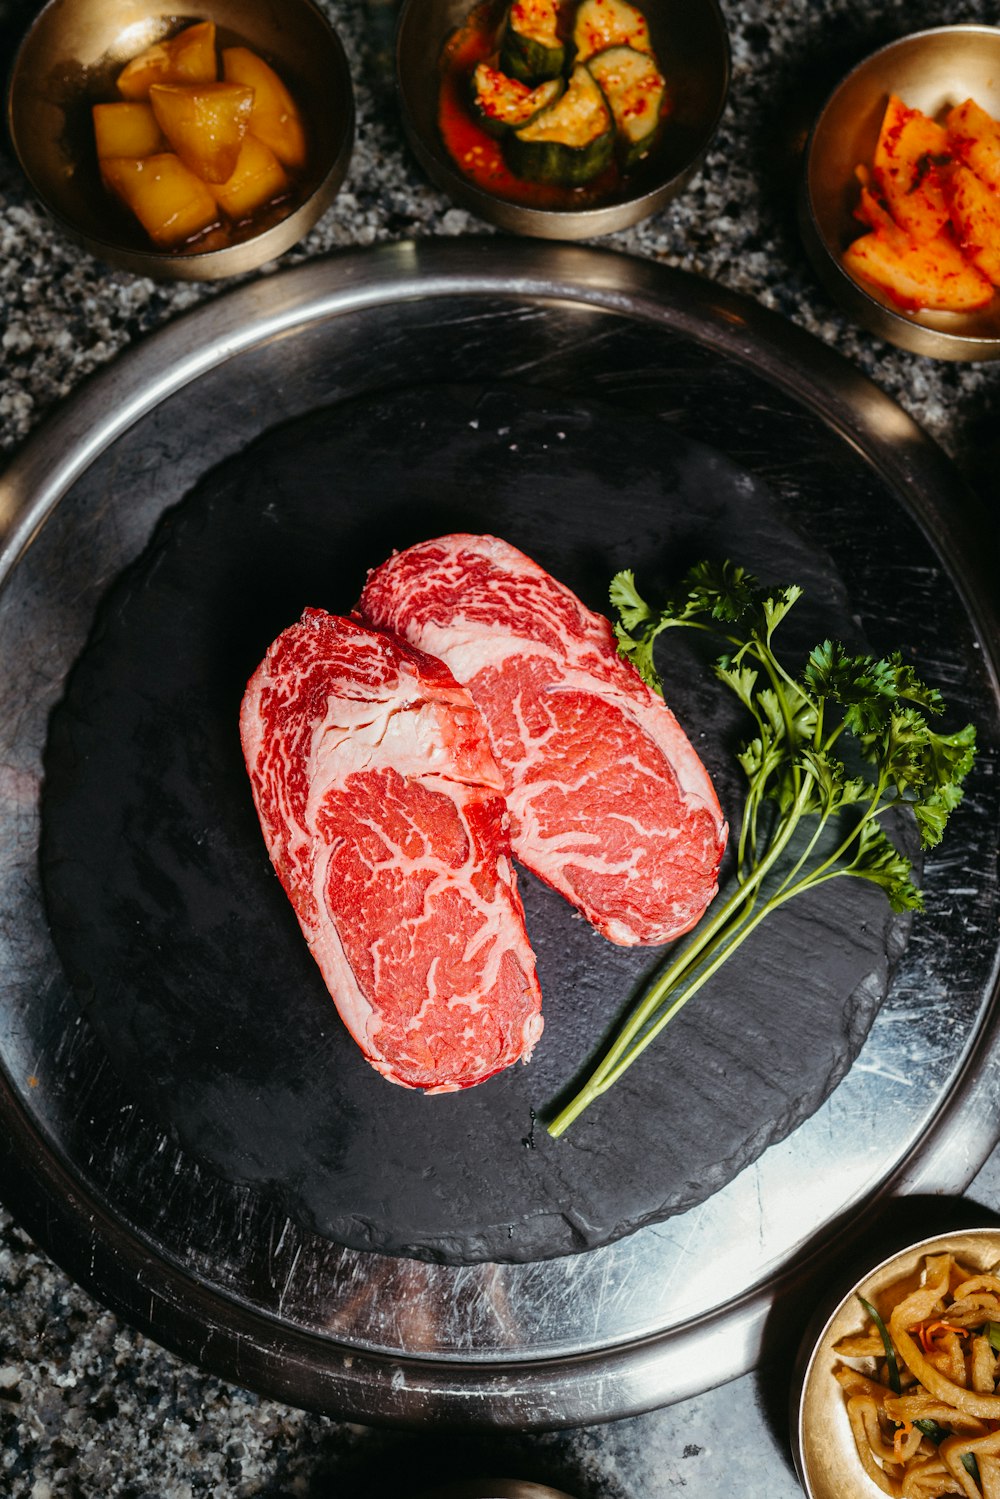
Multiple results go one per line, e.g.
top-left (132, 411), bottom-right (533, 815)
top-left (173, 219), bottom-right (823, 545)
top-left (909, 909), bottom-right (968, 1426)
top-left (1, 0), bottom-right (999, 1493)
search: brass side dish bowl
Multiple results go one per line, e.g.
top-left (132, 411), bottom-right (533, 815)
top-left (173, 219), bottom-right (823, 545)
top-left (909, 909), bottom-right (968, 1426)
top-left (396, 0), bottom-right (730, 240)
top-left (800, 25), bottom-right (1000, 360)
top-left (6, 0), bottom-right (355, 281)
top-left (793, 1227), bottom-right (1000, 1499)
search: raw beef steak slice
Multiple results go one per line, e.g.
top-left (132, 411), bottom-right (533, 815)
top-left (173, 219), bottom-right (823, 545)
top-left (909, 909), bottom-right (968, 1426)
top-left (358, 535), bottom-right (728, 946)
top-left (239, 608), bottom-right (543, 1091)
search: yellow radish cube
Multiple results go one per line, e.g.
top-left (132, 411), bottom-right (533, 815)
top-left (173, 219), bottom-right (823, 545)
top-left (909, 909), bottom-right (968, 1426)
top-left (873, 94), bottom-right (952, 242)
top-left (149, 82), bottom-right (254, 184)
top-left (948, 163), bottom-right (1000, 285)
top-left (222, 47), bottom-right (307, 170)
top-left (947, 98), bottom-right (1000, 194)
top-left (116, 20), bottom-right (218, 101)
top-left (92, 101), bottom-right (167, 159)
top-left (211, 134), bottom-right (289, 219)
top-left (101, 153), bottom-right (220, 247)
top-left (843, 226), bottom-right (993, 311)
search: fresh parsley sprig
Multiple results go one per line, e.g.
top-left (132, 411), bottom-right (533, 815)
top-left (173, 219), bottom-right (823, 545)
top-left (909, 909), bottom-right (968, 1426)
top-left (547, 559), bottom-right (976, 1138)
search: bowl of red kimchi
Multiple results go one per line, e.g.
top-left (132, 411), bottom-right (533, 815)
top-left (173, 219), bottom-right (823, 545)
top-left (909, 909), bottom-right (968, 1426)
top-left (800, 24), bottom-right (1000, 360)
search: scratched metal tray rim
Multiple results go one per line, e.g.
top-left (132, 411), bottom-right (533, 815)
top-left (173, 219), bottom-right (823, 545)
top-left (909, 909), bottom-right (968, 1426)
top-left (0, 239), bottom-right (997, 1427)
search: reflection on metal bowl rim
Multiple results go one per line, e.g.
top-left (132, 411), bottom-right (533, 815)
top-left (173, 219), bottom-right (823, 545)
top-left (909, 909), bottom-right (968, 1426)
top-left (800, 23), bottom-right (1000, 360)
top-left (793, 1226), bottom-right (1000, 1499)
top-left (395, 0), bottom-right (730, 240)
top-left (5, 0), bottom-right (355, 280)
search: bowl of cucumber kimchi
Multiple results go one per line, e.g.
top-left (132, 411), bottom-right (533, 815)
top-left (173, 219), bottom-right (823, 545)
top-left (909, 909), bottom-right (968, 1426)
top-left (800, 24), bottom-right (1000, 359)
top-left (396, 0), bottom-right (730, 238)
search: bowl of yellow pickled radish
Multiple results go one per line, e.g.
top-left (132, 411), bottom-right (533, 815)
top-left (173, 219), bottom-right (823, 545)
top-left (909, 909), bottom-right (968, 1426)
top-left (794, 1227), bottom-right (1000, 1499)
top-left (6, 0), bottom-right (354, 280)
top-left (800, 25), bottom-right (1000, 360)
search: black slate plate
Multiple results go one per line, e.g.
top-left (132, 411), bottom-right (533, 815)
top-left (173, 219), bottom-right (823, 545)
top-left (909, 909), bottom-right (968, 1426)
top-left (39, 382), bottom-right (910, 1264)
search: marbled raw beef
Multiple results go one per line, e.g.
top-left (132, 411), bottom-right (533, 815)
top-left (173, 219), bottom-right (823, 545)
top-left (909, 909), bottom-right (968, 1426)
top-left (358, 535), bottom-right (727, 946)
top-left (239, 608), bottom-right (543, 1090)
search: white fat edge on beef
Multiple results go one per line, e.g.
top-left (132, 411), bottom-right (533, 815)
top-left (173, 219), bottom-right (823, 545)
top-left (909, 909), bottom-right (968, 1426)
top-left (239, 684), bottom-right (319, 912)
top-left (306, 658), bottom-right (504, 793)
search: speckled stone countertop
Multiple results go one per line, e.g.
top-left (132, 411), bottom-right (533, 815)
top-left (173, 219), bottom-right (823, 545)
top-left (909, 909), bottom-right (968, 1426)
top-left (1, 0), bottom-right (998, 1494)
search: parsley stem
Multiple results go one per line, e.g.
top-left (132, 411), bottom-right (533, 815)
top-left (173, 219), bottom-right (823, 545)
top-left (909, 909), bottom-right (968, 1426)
top-left (548, 783), bottom-right (815, 1137)
top-left (554, 835), bottom-right (882, 1133)
top-left (550, 562), bottom-right (976, 1138)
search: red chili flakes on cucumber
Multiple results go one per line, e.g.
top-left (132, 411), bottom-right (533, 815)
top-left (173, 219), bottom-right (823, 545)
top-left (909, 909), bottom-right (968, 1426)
top-left (438, 0), bottom-right (669, 206)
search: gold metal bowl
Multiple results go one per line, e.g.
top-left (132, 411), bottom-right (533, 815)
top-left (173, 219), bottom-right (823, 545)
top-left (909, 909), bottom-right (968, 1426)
top-left (6, 0), bottom-right (354, 281)
top-left (793, 1227), bottom-right (1000, 1499)
top-left (800, 25), bottom-right (1000, 360)
top-left (396, 0), bottom-right (730, 240)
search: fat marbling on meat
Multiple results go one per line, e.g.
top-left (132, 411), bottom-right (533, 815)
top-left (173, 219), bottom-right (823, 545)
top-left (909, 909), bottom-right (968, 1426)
top-left (239, 608), bottom-right (543, 1091)
top-left (358, 535), bottom-right (727, 946)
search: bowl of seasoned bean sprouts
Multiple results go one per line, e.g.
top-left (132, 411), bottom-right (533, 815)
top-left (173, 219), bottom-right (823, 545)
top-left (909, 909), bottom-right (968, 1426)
top-left (794, 1229), bottom-right (1000, 1499)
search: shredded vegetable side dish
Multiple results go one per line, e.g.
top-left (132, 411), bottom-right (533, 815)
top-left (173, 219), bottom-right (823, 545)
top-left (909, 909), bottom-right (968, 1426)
top-left (835, 1252), bottom-right (1000, 1498)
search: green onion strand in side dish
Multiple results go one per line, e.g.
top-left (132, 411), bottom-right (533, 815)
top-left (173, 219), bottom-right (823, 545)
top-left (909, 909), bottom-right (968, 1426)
top-left (914, 1418), bottom-right (949, 1445)
top-left (547, 559), bottom-right (977, 1138)
top-left (858, 1293), bottom-right (902, 1396)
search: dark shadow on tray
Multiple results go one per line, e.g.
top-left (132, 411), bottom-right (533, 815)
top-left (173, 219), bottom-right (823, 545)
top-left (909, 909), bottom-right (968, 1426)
top-left (255, 1431), bottom-right (620, 1499)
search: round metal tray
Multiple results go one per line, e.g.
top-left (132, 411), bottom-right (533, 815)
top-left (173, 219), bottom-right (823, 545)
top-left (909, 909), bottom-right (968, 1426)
top-left (0, 239), bottom-right (997, 1427)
